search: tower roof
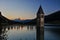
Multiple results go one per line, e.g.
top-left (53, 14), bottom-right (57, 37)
top-left (37, 5), bottom-right (44, 14)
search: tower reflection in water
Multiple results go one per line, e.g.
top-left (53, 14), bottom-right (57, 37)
top-left (0, 25), bottom-right (35, 40)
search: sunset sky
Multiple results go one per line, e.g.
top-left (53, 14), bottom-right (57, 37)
top-left (0, 0), bottom-right (60, 20)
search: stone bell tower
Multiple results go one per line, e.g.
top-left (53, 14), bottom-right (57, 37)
top-left (36, 5), bottom-right (44, 40)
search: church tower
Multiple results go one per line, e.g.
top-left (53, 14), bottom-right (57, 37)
top-left (37, 6), bottom-right (44, 27)
top-left (36, 6), bottom-right (44, 40)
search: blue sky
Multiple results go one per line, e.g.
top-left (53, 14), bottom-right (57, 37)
top-left (0, 0), bottom-right (60, 19)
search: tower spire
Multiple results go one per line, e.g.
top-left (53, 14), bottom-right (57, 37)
top-left (37, 5), bottom-right (44, 16)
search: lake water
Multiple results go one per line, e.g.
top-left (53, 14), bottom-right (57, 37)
top-left (0, 25), bottom-right (60, 40)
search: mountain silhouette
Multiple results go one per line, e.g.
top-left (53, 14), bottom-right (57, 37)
top-left (0, 11), bottom-right (60, 25)
top-left (0, 12), bottom-right (10, 23)
top-left (0, 12), bottom-right (22, 25)
top-left (45, 11), bottom-right (60, 23)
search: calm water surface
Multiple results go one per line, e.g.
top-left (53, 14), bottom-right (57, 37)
top-left (0, 25), bottom-right (60, 40)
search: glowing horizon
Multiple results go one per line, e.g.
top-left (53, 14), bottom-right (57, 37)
top-left (0, 0), bottom-right (60, 20)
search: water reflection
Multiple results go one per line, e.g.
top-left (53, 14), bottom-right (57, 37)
top-left (45, 26), bottom-right (60, 40)
top-left (0, 25), bottom-right (36, 40)
top-left (0, 25), bottom-right (60, 40)
top-left (2, 25), bottom-right (35, 31)
top-left (0, 26), bottom-right (7, 40)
